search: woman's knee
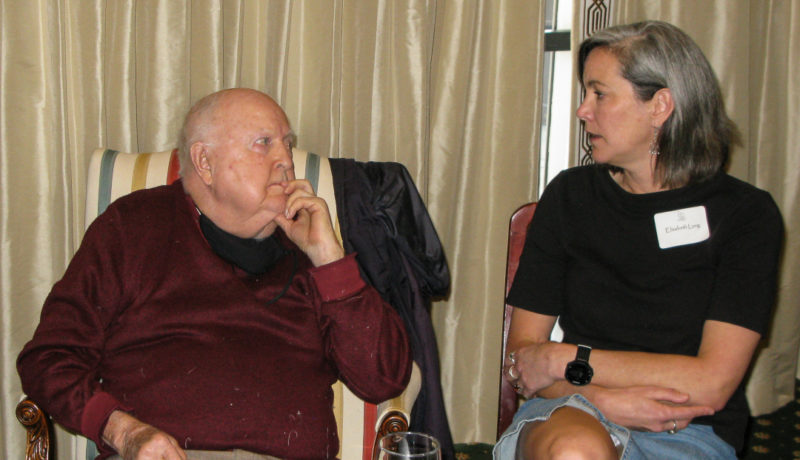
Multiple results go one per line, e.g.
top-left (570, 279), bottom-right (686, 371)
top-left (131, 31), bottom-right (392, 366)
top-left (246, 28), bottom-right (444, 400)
top-left (515, 407), bottom-right (617, 460)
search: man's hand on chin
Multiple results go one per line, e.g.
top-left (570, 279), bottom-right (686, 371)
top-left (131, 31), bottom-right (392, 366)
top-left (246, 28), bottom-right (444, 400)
top-left (103, 410), bottom-right (187, 460)
top-left (274, 179), bottom-right (344, 267)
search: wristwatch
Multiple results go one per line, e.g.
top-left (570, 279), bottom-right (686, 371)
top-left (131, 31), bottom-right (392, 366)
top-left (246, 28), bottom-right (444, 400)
top-left (564, 344), bottom-right (593, 386)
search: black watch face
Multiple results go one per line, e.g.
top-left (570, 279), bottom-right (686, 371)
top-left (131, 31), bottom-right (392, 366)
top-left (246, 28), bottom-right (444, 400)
top-left (565, 360), bottom-right (593, 385)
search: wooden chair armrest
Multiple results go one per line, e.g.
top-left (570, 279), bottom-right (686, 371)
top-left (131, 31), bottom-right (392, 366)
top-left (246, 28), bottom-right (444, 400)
top-left (376, 410), bottom-right (409, 438)
top-left (371, 362), bottom-right (421, 459)
top-left (372, 410), bottom-right (409, 460)
top-left (16, 398), bottom-right (51, 460)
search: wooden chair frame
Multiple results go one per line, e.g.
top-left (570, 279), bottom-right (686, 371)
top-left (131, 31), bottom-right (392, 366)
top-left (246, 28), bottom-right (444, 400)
top-left (496, 202), bottom-right (537, 439)
top-left (16, 399), bottom-right (51, 460)
top-left (16, 397), bottom-right (408, 460)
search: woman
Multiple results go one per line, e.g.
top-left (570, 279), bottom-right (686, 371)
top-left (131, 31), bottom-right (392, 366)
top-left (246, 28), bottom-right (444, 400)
top-left (494, 21), bottom-right (783, 459)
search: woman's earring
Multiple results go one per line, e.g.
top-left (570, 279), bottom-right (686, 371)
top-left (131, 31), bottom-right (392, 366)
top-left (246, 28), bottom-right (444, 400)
top-left (649, 128), bottom-right (660, 156)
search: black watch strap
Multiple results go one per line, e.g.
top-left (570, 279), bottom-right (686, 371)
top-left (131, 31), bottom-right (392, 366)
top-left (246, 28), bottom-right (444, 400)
top-left (564, 344), bottom-right (594, 386)
top-left (576, 344), bottom-right (591, 362)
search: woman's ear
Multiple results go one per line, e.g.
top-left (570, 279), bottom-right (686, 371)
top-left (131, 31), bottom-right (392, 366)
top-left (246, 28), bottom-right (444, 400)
top-left (190, 142), bottom-right (213, 186)
top-left (652, 88), bottom-right (675, 128)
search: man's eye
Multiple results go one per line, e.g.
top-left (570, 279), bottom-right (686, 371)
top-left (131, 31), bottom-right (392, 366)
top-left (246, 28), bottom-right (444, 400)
top-left (256, 137), bottom-right (271, 145)
top-left (285, 133), bottom-right (297, 150)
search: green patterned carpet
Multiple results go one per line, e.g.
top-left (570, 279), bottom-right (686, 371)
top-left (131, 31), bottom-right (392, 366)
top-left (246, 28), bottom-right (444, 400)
top-left (455, 380), bottom-right (800, 459)
top-left (743, 381), bottom-right (800, 459)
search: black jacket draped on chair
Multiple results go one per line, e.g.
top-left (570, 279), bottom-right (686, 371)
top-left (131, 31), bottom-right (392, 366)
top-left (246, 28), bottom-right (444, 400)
top-left (330, 158), bottom-right (454, 460)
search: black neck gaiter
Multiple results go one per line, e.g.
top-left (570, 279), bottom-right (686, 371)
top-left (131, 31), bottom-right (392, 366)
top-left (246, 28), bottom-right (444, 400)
top-left (199, 213), bottom-right (286, 275)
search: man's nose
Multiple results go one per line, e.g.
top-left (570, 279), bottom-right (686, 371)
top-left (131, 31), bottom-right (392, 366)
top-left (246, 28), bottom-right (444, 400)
top-left (275, 144), bottom-right (294, 178)
top-left (275, 140), bottom-right (293, 164)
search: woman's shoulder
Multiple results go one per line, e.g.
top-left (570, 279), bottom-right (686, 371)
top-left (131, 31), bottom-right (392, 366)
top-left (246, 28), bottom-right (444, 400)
top-left (705, 173), bottom-right (783, 230)
top-left (716, 172), bottom-right (771, 195)
top-left (540, 165), bottom-right (608, 201)
top-left (545, 164), bottom-right (602, 189)
top-left (553, 164), bottom-right (601, 179)
top-left (715, 174), bottom-right (780, 211)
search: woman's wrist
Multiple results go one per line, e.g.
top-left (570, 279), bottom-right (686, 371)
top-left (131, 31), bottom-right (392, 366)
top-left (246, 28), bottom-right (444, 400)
top-left (549, 342), bottom-right (575, 382)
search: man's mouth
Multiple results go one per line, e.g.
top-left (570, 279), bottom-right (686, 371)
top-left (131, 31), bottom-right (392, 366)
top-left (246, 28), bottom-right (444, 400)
top-left (267, 182), bottom-right (287, 193)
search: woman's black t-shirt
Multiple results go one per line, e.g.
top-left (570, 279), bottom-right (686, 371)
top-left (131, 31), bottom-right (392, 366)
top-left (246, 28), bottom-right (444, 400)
top-left (507, 165), bottom-right (783, 451)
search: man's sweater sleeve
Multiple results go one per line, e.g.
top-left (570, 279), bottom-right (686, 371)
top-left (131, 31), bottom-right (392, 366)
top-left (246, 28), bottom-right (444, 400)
top-left (309, 254), bottom-right (413, 403)
top-left (17, 208), bottom-right (133, 446)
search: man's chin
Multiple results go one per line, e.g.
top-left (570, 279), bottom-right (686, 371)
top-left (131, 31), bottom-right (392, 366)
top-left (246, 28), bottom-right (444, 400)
top-left (253, 221), bottom-right (279, 240)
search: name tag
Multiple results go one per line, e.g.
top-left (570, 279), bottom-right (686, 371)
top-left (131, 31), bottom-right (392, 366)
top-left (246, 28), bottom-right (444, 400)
top-left (653, 206), bottom-right (710, 249)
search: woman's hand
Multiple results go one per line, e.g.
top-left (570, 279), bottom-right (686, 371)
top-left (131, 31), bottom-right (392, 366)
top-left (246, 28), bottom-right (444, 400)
top-left (504, 341), bottom-right (565, 398)
top-left (504, 309), bottom-right (562, 397)
top-left (592, 385), bottom-right (715, 433)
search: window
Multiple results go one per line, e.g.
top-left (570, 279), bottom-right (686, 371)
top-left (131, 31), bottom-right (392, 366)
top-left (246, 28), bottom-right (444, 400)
top-left (538, 0), bottom-right (573, 196)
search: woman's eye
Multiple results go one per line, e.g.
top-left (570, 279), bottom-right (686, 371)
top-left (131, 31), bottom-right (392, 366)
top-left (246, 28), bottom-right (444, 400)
top-left (594, 91), bottom-right (604, 99)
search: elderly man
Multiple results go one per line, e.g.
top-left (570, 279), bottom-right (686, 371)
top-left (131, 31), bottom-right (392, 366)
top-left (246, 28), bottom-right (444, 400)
top-left (18, 88), bottom-right (412, 460)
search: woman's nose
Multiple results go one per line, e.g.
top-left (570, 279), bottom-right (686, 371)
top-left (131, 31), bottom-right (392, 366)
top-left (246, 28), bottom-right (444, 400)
top-left (576, 100), bottom-right (591, 121)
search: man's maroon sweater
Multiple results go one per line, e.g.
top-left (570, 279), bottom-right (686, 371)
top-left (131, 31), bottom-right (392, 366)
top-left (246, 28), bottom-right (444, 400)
top-left (18, 181), bottom-right (412, 459)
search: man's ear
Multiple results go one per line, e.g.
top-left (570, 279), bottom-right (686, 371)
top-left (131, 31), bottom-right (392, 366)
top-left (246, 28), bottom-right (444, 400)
top-left (652, 88), bottom-right (674, 128)
top-left (189, 142), bottom-right (213, 186)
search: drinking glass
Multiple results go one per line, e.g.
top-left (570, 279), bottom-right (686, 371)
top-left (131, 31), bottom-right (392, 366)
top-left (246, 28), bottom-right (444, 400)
top-left (377, 431), bottom-right (441, 460)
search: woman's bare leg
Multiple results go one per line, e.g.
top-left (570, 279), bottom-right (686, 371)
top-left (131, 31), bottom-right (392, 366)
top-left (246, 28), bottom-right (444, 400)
top-left (515, 406), bottom-right (617, 460)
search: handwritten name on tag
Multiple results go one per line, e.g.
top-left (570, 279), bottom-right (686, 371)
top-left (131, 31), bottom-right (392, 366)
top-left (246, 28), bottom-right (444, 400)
top-left (653, 206), bottom-right (709, 249)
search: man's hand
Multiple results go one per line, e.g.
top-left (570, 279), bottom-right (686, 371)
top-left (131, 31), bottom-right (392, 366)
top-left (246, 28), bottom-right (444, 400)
top-left (274, 179), bottom-right (345, 266)
top-left (103, 410), bottom-right (186, 460)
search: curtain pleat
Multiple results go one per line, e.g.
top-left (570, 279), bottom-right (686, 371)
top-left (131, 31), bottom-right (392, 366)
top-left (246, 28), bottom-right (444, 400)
top-left (2, 2), bottom-right (73, 457)
top-left (428, 1), bottom-right (545, 441)
top-left (2, 2), bottom-right (797, 459)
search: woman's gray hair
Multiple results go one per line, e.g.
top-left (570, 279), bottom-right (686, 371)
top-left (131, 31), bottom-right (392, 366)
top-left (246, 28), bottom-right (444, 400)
top-left (578, 20), bottom-right (738, 188)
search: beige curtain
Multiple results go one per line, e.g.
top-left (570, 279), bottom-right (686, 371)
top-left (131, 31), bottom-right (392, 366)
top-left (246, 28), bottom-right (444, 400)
top-left (613, 0), bottom-right (800, 418)
top-left (1, 1), bottom-right (545, 457)
top-left (429, 2), bottom-right (546, 443)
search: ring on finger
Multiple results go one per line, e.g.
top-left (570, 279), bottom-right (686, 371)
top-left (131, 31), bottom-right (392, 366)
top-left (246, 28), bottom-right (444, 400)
top-left (507, 350), bottom-right (516, 366)
top-left (507, 365), bottom-right (519, 380)
top-left (667, 419), bottom-right (677, 435)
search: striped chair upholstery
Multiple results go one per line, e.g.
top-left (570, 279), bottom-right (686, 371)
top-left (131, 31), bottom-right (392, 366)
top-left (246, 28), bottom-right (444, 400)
top-left (18, 147), bottom-right (420, 460)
